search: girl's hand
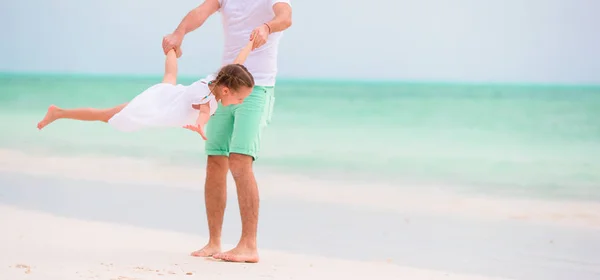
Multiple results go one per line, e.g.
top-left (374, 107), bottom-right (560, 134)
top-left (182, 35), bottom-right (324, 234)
top-left (183, 124), bottom-right (207, 140)
top-left (186, 104), bottom-right (211, 140)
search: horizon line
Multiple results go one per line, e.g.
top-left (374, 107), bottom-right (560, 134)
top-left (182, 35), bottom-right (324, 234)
top-left (1, 71), bottom-right (599, 89)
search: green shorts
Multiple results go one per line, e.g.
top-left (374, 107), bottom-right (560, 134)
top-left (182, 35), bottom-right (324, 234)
top-left (204, 85), bottom-right (275, 160)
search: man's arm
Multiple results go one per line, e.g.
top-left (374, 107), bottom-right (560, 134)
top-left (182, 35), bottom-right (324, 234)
top-left (265, 2), bottom-right (293, 34)
top-left (162, 0), bottom-right (220, 54)
top-left (250, 2), bottom-right (293, 50)
top-left (173, 0), bottom-right (221, 36)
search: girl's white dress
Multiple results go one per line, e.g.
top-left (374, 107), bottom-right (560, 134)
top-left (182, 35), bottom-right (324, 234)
top-left (108, 76), bottom-right (218, 132)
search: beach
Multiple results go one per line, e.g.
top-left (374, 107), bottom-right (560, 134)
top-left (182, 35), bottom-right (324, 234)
top-left (2, 150), bottom-right (600, 280)
top-left (1, 204), bottom-right (518, 280)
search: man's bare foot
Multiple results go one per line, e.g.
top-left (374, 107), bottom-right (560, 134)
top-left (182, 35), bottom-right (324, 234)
top-left (212, 245), bottom-right (259, 263)
top-left (190, 243), bottom-right (221, 258)
top-left (37, 105), bottom-right (61, 130)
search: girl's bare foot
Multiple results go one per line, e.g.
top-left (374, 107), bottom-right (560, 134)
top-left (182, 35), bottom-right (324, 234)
top-left (212, 245), bottom-right (259, 263)
top-left (37, 105), bottom-right (61, 130)
top-left (190, 243), bottom-right (221, 258)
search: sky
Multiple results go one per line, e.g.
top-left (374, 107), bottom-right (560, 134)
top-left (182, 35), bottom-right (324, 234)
top-left (1, 0), bottom-right (599, 84)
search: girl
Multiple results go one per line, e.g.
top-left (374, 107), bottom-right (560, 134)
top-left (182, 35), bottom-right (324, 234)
top-left (36, 40), bottom-right (255, 140)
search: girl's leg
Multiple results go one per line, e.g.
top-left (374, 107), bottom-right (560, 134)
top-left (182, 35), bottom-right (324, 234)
top-left (37, 103), bottom-right (127, 130)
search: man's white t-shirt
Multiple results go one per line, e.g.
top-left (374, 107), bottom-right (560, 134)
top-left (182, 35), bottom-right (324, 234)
top-left (217, 0), bottom-right (291, 87)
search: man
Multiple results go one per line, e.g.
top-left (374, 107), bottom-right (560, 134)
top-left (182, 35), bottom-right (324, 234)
top-left (162, 0), bottom-right (292, 263)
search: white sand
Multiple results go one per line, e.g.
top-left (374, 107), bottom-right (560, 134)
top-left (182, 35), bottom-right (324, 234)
top-left (0, 205), bottom-right (513, 280)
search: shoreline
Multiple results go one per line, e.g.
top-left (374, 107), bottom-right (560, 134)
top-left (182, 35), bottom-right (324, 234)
top-left (0, 204), bottom-right (513, 280)
top-left (1, 148), bottom-right (600, 230)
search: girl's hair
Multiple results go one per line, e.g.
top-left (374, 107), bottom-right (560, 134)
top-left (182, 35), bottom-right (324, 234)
top-left (210, 64), bottom-right (255, 92)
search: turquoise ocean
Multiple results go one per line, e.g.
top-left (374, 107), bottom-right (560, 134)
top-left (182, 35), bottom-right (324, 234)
top-left (1, 73), bottom-right (600, 202)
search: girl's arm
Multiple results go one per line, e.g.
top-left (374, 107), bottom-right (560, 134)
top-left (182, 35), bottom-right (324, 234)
top-left (196, 103), bottom-right (211, 136)
top-left (233, 39), bottom-right (254, 65)
top-left (183, 103), bottom-right (211, 140)
top-left (162, 47), bottom-right (182, 85)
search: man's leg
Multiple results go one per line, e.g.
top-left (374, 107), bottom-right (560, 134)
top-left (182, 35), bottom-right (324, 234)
top-left (191, 103), bottom-right (234, 257)
top-left (190, 155), bottom-right (228, 256)
top-left (213, 86), bottom-right (275, 263)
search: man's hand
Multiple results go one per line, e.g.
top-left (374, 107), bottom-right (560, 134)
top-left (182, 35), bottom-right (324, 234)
top-left (174, 46), bottom-right (183, 58)
top-left (163, 32), bottom-right (185, 56)
top-left (249, 24), bottom-right (270, 50)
